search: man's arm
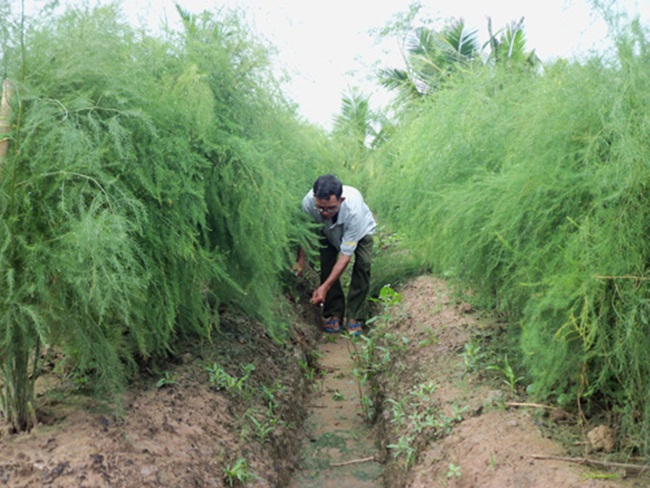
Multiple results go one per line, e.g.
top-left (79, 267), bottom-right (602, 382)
top-left (311, 253), bottom-right (351, 305)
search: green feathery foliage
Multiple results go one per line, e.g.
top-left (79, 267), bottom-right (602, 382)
top-left (172, 7), bottom-right (336, 327)
top-left (366, 18), bottom-right (650, 453)
top-left (0, 2), bottom-right (336, 430)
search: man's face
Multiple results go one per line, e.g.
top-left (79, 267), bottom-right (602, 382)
top-left (314, 194), bottom-right (344, 219)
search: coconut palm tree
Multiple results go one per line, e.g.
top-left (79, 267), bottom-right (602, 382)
top-left (379, 18), bottom-right (481, 101)
top-left (332, 87), bottom-right (380, 166)
top-left (333, 88), bottom-right (373, 143)
top-left (486, 17), bottom-right (540, 68)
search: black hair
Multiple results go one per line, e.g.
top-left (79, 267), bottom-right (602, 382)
top-left (313, 174), bottom-right (343, 200)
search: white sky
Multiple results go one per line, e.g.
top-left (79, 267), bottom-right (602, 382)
top-left (22, 0), bottom-right (650, 130)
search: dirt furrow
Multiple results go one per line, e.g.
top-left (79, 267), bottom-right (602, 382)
top-left (289, 333), bottom-right (382, 487)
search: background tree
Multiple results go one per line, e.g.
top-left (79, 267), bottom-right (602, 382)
top-left (486, 17), bottom-right (540, 68)
top-left (331, 87), bottom-right (378, 167)
top-left (378, 19), bottom-right (480, 101)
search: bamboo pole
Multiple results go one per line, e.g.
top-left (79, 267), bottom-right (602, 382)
top-left (0, 79), bottom-right (14, 160)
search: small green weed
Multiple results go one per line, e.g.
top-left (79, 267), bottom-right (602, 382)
top-left (388, 397), bottom-right (406, 427)
top-left (207, 363), bottom-right (255, 398)
top-left (387, 434), bottom-right (416, 469)
top-left (370, 283), bottom-right (404, 306)
top-left (350, 333), bottom-right (392, 421)
top-left (385, 380), bottom-right (467, 470)
top-left (450, 403), bottom-right (468, 422)
top-left (260, 381), bottom-right (286, 414)
top-left (409, 380), bottom-right (438, 400)
top-left (367, 285), bottom-right (404, 326)
top-left (298, 358), bottom-right (317, 382)
top-left (488, 355), bottom-right (524, 392)
top-left (461, 339), bottom-right (486, 373)
top-left (223, 457), bottom-right (259, 486)
top-left (447, 463), bottom-right (461, 479)
top-left (243, 407), bottom-right (281, 444)
top-left (156, 371), bottom-right (179, 389)
top-left (324, 334), bottom-right (338, 343)
top-left (418, 327), bottom-right (439, 347)
top-left (488, 450), bottom-right (497, 470)
top-left (360, 394), bottom-right (374, 420)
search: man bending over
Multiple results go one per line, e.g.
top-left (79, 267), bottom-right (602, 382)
top-left (294, 174), bottom-right (376, 336)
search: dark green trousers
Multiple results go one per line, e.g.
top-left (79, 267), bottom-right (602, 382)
top-left (320, 234), bottom-right (373, 322)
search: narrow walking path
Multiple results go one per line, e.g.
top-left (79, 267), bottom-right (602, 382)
top-left (289, 332), bottom-right (382, 487)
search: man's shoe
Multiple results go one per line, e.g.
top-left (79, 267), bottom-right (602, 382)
top-left (324, 317), bottom-right (342, 333)
top-left (346, 321), bottom-right (362, 336)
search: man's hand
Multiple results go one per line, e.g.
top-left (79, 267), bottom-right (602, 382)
top-left (311, 286), bottom-right (327, 305)
top-left (311, 253), bottom-right (350, 306)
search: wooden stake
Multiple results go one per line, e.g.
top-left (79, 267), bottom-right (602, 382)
top-left (0, 79), bottom-right (13, 159)
top-left (505, 402), bottom-right (574, 417)
top-left (505, 402), bottom-right (557, 409)
top-left (531, 454), bottom-right (649, 476)
top-left (330, 455), bottom-right (377, 467)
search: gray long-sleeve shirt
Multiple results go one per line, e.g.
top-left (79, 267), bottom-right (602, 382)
top-left (302, 185), bottom-right (376, 256)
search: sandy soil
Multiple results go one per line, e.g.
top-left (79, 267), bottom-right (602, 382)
top-left (0, 302), bottom-right (321, 488)
top-left (371, 276), bottom-right (648, 488)
top-left (0, 274), bottom-right (648, 487)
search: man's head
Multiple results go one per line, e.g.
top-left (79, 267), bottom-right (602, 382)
top-left (313, 174), bottom-right (344, 219)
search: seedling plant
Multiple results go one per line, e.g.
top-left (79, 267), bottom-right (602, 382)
top-left (156, 372), bottom-right (179, 389)
top-left (386, 380), bottom-right (468, 471)
top-left (223, 457), bottom-right (260, 486)
top-left (488, 355), bottom-right (525, 393)
top-left (207, 363), bottom-right (255, 399)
